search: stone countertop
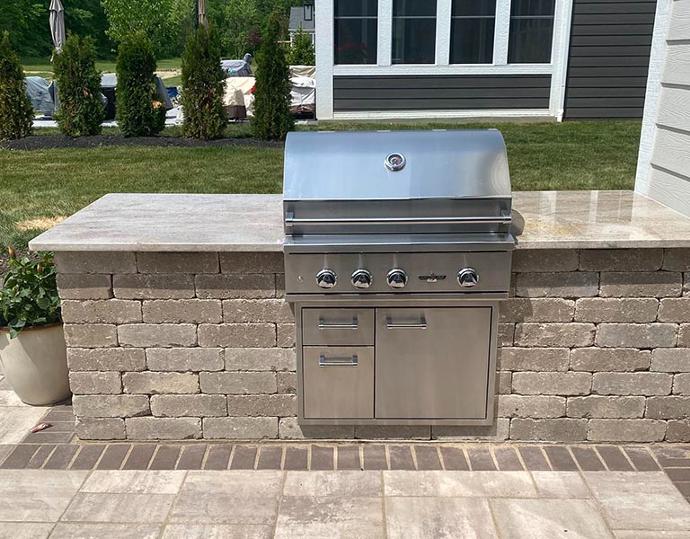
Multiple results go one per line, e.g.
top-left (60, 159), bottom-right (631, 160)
top-left (29, 190), bottom-right (690, 252)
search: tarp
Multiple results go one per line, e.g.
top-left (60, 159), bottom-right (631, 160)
top-left (221, 73), bottom-right (315, 118)
top-left (290, 74), bottom-right (315, 115)
top-left (25, 76), bottom-right (55, 117)
top-left (100, 73), bottom-right (174, 110)
top-left (221, 54), bottom-right (253, 77)
top-left (290, 65), bottom-right (316, 78)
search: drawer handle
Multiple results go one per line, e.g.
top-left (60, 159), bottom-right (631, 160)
top-left (386, 317), bottom-right (428, 330)
top-left (319, 354), bottom-right (359, 367)
top-left (318, 317), bottom-right (358, 330)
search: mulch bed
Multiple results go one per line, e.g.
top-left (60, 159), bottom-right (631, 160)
top-left (1, 135), bottom-right (284, 151)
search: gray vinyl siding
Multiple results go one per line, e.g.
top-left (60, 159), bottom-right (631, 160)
top-left (333, 75), bottom-right (552, 112)
top-left (563, 0), bottom-right (657, 119)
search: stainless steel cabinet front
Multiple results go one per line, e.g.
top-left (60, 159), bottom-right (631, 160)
top-left (375, 307), bottom-right (493, 420)
top-left (302, 308), bottom-right (375, 346)
top-left (303, 346), bottom-right (375, 419)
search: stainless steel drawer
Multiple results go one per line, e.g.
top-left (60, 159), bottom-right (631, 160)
top-left (303, 346), bottom-right (374, 419)
top-left (302, 308), bottom-right (374, 346)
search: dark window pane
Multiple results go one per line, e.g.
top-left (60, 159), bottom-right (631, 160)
top-left (511, 0), bottom-right (555, 17)
top-left (394, 0), bottom-right (437, 17)
top-left (452, 0), bottom-right (496, 17)
top-left (392, 18), bottom-right (437, 63)
top-left (335, 0), bottom-right (378, 17)
top-left (450, 19), bottom-right (495, 63)
top-left (508, 18), bottom-right (554, 63)
top-left (335, 18), bottom-right (378, 64)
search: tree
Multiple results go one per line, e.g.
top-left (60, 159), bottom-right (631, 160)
top-left (290, 28), bottom-right (315, 65)
top-left (253, 10), bottom-right (294, 141)
top-left (180, 26), bottom-right (226, 140)
top-left (0, 33), bottom-right (34, 140)
top-left (116, 33), bottom-right (165, 137)
top-left (53, 35), bottom-right (104, 136)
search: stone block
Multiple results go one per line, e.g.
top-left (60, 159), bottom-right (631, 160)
top-left (432, 419), bottom-right (510, 442)
top-left (277, 372), bottom-right (297, 394)
top-left (651, 349), bottom-right (690, 372)
top-left (195, 274), bottom-right (275, 299)
top-left (203, 417), bottom-right (278, 439)
top-left (113, 274), bottom-right (195, 300)
top-left (666, 420), bottom-right (690, 442)
top-left (125, 417), bottom-right (202, 440)
top-left (75, 418), bottom-right (126, 440)
top-left (570, 348), bottom-right (651, 372)
top-left (658, 298), bottom-right (690, 322)
top-left (600, 272), bottom-right (682, 298)
top-left (499, 299), bottom-right (574, 323)
top-left (498, 348), bottom-right (569, 371)
top-left (587, 419), bottom-right (666, 442)
top-left (73, 395), bottom-right (150, 418)
top-left (226, 395), bottom-right (297, 417)
top-left (497, 395), bottom-right (566, 418)
top-left (55, 252), bottom-right (136, 274)
top-left (498, 324), bottom-right (515, 347)
top-left (574, 298), bottom-right (659, 323)
top-left (136, 252), bottom-right (219, 274)
top-left (67, 348), bottom-right (146, 372)
top-left (146, 348), bottom-right (223, 372)
top-left (220, 252), bottom-right (284, 274)
top-left (57, 274), bottom-right (112, 300)
top-left (685, 274), bottom-right (690, 296)
top-left (579, 249), bottom-right (662, 271)
top-left (512, 249), bottom-right (579, 272)
top-left (596, 323), bottom-right (677, 348)
top-left (197, 324), bottom-right (276, 348)
top-left (222, 299), bottom-right (293, 324)
top-left (118, 324), bottom-right (197, 348)
top-left (142, 299), bottom-right (222, 324)
top-left (646, 396), bottom-right (690, 419)
top-left (680, 325), bottom-right (690, 347)
top-left (277, 324), bottom-right (295, 348)
top-left (592, 372), bottom-right (672, 396)
top-left (200, 372), bottom-right (277, 394)
top-left (512, 372), bottom-right (592, 396)
top-left (64, 324), bottom-right (118, 348)
top-left (566, 396), bottom-right (645, 418)
top-left (69, 372), bottom-right (122, 395)
top-left (123, 372), bottom-right (199, 394)
top-left (275, 274), bottom-right (285, 298)
top-left (662, 249), bottom-right (690, 271)
top-left (150, 394), bottom-right (227, 417)
top-left (514, 272), bottom-right (598, 298)
top-left (510, 418), bottom-right (588, 441)
top-left (497, 371), bottom-right (512, 394)
top-left (514, 323), bottom-right (595, 348)
top-left (674, 373), bottom-right (690, 395)
top-left (278, 417), bottom-right (354, 439)
top-left (61, 299), bottom-right (142, 324)
top-left (225, 348), bottom-right (296, 372)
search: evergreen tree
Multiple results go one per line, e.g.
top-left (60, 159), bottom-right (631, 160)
top-left (180, 26), bottom-right (227, 140)
top-left (116, 33), bottom-right (165, 137)
top-left (0, 32), bottom-right (33, 140)
top-left (290, 28), bottom-right (315, 65)
top-left (253, 10), bottom-right (294, 141)
top-left (53, 35), bottom-right (105, 136)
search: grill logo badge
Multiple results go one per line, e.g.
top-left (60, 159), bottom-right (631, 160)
top-left (385, 153), bottom-right (406, 172)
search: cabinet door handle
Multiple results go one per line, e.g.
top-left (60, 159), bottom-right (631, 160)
top-left (318, 318), bottom-right (358, 330)
top-left (319, 354), bottom-right (359, 367)
top-left (386, 317), bottom-right (427, 330)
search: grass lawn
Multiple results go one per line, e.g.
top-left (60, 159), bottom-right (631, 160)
top-left (22, 57), bottom-right (183, 83)
top-left (0, 119), bottom-right (641, 250)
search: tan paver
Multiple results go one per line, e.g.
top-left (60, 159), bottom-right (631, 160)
top-left (531, 471), bottom-right (591, 498)
top-left (383, 470), bottom-right (537, 498)
top-left (283, 470), bottom-right (381, 498)
top-left (49, 523), bottom-right (162, 538)
top-left (0, 522), bottom-right (53, 539)
top-left (0, 407), bottom-right (49, 444)
top-left (80, 470), bottom-right (186, 494)
top-left (61, 492), bottom-right (175, 523)
top-left (162, 523), bottom-right (273, 538)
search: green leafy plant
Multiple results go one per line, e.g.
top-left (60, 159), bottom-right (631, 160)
top-left (53, 34), bottom-right (105, 137)
top-left (253, 9), bottom-right (294, 141)
top-left (116, 33), bottom-right (166, 137)
top-left (180, 25), bottom-right (227, 140)
top-left (289, 28), bottom-right (314, 66)
top-left (0, 250), bottom-right (61, 339)
top-left (0, 32), bottom-right (34, 141)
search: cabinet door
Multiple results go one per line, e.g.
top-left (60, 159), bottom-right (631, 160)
top-left (375, 307), bottom-right (492, 419)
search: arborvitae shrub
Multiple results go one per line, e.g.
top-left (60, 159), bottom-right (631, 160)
top-left (253, 10), bottom-right (294, 141)
top-left (290, 28), bottom-right (315, 66)
top-left (116, 33), bottom-right (165, 137)
top-left (53, 35), bottom-right (105, 136)
top-left (0, 32), bottom-right (33, 140)
top-left (180, 26), bottom-right (227, 140)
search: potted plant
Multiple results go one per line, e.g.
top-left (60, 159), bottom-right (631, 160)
top-left (0, 248), bottom-right (70, 405)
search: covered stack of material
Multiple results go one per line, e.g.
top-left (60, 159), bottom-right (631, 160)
top-left (25, 76), bottom-right (55, 118)
top-left (289, 66), bottom-right (315, 116)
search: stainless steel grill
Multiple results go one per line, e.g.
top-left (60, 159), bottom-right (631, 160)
top-left (283, 130), bottom-right (514, 426)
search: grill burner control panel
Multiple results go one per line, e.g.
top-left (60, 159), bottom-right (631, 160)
top-left (316, 266), bottom-right (478, 290)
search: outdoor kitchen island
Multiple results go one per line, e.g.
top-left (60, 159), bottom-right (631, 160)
top-left (30, 191), bottom-right (690, 443)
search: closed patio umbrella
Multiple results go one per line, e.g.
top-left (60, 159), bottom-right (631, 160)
top-left (198, 0), bottom-right (208, 28)
top-left (49, 0), bottom-right (66, 55)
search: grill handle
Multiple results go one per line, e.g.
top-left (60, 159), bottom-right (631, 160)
top-left (319, 354), bottom-right (359, 367)
top-left (386, 317), bottom-right (428, 330)
top-left (318, 318), bottom-right (358, 330)
top-left (285, 214), bottom-right (511, 226)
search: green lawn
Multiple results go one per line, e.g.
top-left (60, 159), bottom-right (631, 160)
top-left (22, 57), bottom-right (182, 83)
top-left (0, 120), bottom-right (641, 250)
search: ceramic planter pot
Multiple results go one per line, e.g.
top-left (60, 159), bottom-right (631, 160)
top-left (0, 323), bottom-right (70, 406)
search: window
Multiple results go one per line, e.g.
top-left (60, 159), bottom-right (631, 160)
top-left (392, 0), bottom-right (437, 64)
top-left (334, 0), bottom-right (378, 64)
top-left (450, 0), bottom-right (496, 64)
top-left (508, 0), bottom-right (555, 63)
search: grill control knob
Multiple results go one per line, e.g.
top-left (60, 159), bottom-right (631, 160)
top-left (316, 269), bottom-right (337, 289)
top-left (387, 269), bottom-right (408, 289)
top-left (457, 268), bottom-right (480, 288)
top-left (351, 269), bottom-right (373, 289)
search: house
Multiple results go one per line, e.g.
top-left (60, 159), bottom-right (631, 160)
top-left (314, 0), bottom-right (659, 121)
top-left (289, 5), bottom-right (316, 45)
